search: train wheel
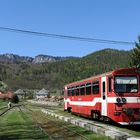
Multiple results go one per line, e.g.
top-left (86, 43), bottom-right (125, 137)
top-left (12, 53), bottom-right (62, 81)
top-left (91, 111), bottom-right (100, 120)
top-left (101, 116), bottom-right (110, 123)
top-left (67, 107), bottom-right (72, 113)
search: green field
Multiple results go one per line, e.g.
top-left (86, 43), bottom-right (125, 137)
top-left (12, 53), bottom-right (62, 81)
top-left (27, 103), bottom-right (113, 140)
top-left (0, 101), bottom-right (48, 139)
top-left (0, 101), bottom-right (113, 140)
top-left (0, 100), bottom-right (7, 107)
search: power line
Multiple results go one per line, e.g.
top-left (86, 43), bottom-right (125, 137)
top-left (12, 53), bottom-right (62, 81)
top-left (0, 26), bottom-right (135, 46)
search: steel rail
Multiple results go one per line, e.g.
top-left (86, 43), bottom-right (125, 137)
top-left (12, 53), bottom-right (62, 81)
top-left (23, 105), bottom-right (89, 140)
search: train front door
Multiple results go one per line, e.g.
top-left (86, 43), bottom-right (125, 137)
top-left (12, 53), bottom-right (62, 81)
top-left (101, 76), bottom-right (107, 116)
top-left (64, 87), bottom-right (68, 110)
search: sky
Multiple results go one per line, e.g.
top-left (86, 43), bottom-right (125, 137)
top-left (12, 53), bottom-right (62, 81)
top-left (0, 0), bottom-right (140, 57)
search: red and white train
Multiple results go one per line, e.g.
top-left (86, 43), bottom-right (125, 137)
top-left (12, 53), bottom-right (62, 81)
top-left (64, 68), bottom-right (140, 125)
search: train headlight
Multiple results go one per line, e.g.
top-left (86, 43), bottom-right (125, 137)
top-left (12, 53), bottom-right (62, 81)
top-left (122, 98), bottom-right (127, 103)
top-left (116, 98), bottom-right (121, 103)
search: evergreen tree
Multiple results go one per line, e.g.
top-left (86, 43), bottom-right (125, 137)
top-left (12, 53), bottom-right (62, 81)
top-left (0, 81), bottom-right (8, 93)
top-left (131, 36), bottom-right (140, 67)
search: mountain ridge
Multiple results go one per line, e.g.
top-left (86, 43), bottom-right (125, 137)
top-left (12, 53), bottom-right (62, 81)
top-left (0, 53), bottom-right (77, 64)
top-left (0, 48), bottom-right (131, 90)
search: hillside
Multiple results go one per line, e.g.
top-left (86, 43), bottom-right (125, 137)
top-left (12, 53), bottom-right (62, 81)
top-left (0, 49), bottom-right (131, 91)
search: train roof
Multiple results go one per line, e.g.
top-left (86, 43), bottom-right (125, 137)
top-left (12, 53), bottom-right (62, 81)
top-left (64, 67), bottom-right (140, 87)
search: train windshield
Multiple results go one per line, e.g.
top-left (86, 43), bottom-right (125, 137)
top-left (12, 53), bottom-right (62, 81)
top-left (114, 76), bottom-right (138, 93)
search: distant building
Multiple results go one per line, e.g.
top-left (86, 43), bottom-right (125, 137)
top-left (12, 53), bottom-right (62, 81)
top-left (14, 89), bottom-right (25, 99)
top-left (36, 88), bottom-right (49, 99)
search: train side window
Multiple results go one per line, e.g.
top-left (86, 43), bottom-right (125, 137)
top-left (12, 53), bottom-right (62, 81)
top-left (138, 76), bottom-right (140, 87)
top-left (80, 84), bottom-right (85, 95)
top-left (139, 76), bottom-right (140, 88)
top-left (92, 81), bottom-right (99, 94)
top-left (102, 81), bottom-right (106, 100)
top-left (75, 86), bottom-right (79, 96)
top-left (103, 81), bottom-right (105, 92)
top-left (71, 87), bottom-right (75, 96)
top-left (86, 83), bottom-right (91, 95)
top-left (108, 77), bottom-right (112, 92)
top-left (68, 88), bottom-right (71, 96)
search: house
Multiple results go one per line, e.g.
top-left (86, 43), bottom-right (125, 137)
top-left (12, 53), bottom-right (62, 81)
top-left (36, 88), bottom-right (49, 99)
top-left (14, 89), bottom-right (25, 99)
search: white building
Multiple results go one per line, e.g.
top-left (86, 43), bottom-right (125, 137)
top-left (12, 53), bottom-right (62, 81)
top-left (36, 88), bottom-right (49, 99)
top-left (14, 89), bottom-right (25, 99)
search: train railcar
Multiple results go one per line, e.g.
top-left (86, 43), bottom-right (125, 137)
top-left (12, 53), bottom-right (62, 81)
top-left (64, 68), bottom-right (140, 125)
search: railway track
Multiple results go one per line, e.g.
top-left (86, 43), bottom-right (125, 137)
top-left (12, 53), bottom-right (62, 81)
top-left (28, 102), bottom-right (140, 130)
top-left (0, 103), bottom-right (92, 139)
top-left (26, 102), bottom-right (140, 139)
top-left (0, 104), bottom-right (23, 117)
top-left (23, 104), bottom-right (91, 140)
top-left (2, 102), bottom-right (139, 139)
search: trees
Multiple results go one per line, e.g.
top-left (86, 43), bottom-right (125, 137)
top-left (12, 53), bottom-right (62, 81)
top-left (0, 81), bottom-right (8, 93)
top-left (131, 36), bottom-right (140, 67)
top-left (0, 49), bottom-right (130, 90)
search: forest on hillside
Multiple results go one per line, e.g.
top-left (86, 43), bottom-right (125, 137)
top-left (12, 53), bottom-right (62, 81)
top-left (0, 49), bottom-right (131, 91)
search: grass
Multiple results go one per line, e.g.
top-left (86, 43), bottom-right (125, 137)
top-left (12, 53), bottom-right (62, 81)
top-left (0, 100), bottom-right (8, 115)
top-left (43, 112), bottom-right (112, 140)
top-left (0, 100), bottom-right (8, 107)
top-left (0, 108), bottom-right (48, 139)
top-left (67, 125), bottom-right (112, 140)
top-left (26, 103), bottom-right (113, 140)
top-left (28, 102), bottom-right (140, 137)
top-left (58, 108), bottom-right (140, 137)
